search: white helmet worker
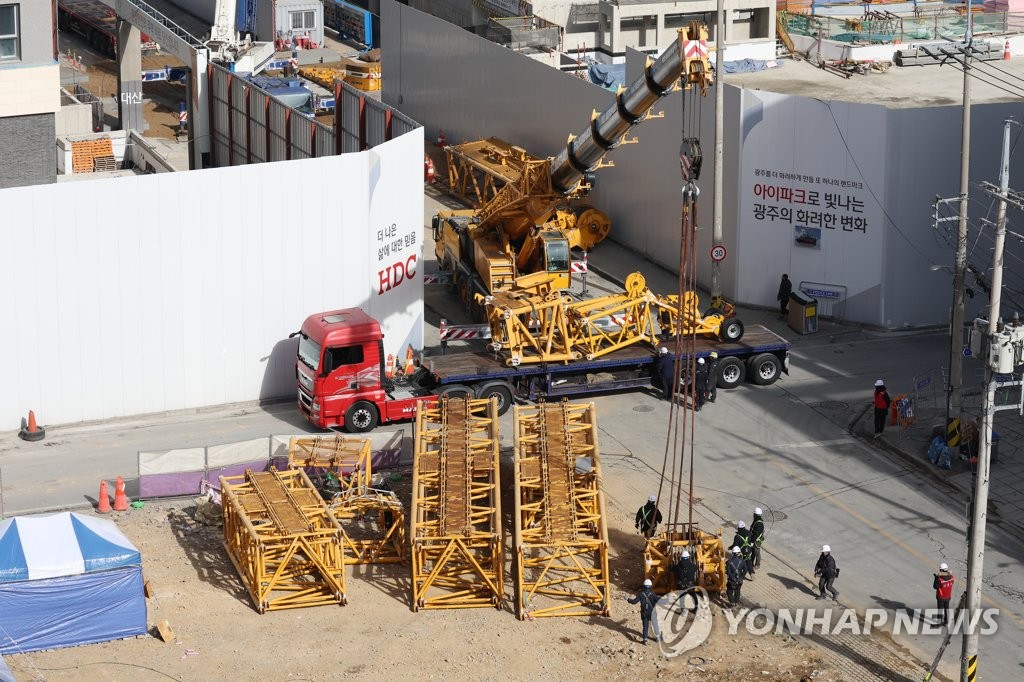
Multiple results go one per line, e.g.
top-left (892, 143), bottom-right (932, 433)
top-left (822, 545), bottom-right (831, 553)
top-left (697, 357), bottom-right (706, 365)
top-left (659, 347), bottom-right (669, 355)
top-left (682, 550), bottom-right (690, 559)
top-left (737, 520), bottom-right (746, 529)
top-left (710, 351), bottom-right (719, 359)
top-left (643, 579), bottom-right (653, 588)
top-left (874, 379), bottom-right (885, 387)
top-left (732, 546), bottom-right (742, 554)
top-left (940, 562), bottom-right (949, 571)
top-left (754, 507), bottom-right (763, 515)
top-left (648, 494), bottom-right (657, 503)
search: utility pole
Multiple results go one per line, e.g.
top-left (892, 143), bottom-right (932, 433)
top-left (949, 0), bottom-right (973, 442)
top-left (710, 0), bottom-right (726, 307)
top-left (961, 118), bottom-right (1013, 682)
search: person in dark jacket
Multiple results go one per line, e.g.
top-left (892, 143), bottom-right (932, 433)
top-left (706, 352), bottom-right (720, 403)
top-left (777, 274), bottom-right (793, 318)
top-left (635, 495), bottom-right (663, 538)
top-left (933, 562), bottom-right (955, 626)
top-left (750, 507), bottom-right (765, 571)
top-left (726, 546), bottom-right (746, 606)
top-left (694, 357), bottom-right (709, 411)
top-left (873, 379), bottom-right (892, 437)
top-left (731, 520), bottom-right (754, 578)
top-left (626, 579), bottom-right (661, 644)
top-left (673, 549), bottom-right (698, 592)
top-left (656, 347), bottom-right (676, 401)
top-left (814, 545), bottom-right (839, 600)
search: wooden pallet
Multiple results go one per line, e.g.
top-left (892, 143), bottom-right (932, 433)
top-left (92, 155), bottom-right (117, 172)
top-left (71, 138), bottom-right (114, 174)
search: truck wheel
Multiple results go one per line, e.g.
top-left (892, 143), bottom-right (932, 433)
top-left (716, 357), bottom-right (746, 389)
top-left (475, 382), bottom-right (513, 415)
top-left (345, 401), bottom-right (378, 433)
top-left (719, 318), bottom-right (745, 342)
top-left (748, 353), bottom-right (782, 386)
top-left (438, 384), bottom-right (473, 400)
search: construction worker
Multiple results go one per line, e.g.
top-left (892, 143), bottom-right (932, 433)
top-left (706, 352), bottom-right (720, 403)
top-left (635, 495), bottom-right (663, 538)
top-left (673, 548), bottom-right (698, 592)
top-left (873, 379), bottom-right (892, 437)
top-left (731, 520), bottom-right (753, 578)
top-left (750, 507), bottom-right (765, 571)
top-left (814, 545), bottom-right (840, 601)
top-left (726, 546), bottom-right (746, 606)
top-left (933, 562), bottom-right (954, 626)
top-left (694, 357), bottom-right (709, 411)
top-left (656, 347), bottom-right (675, 401)
top-left (625, 578), bottom-right (661, 645)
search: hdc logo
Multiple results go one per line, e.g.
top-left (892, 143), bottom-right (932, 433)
top-left (378, 254), bottom-right (417, 294)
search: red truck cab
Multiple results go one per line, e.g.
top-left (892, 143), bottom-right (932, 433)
top-left (296, 308), bottom-right (434, 432)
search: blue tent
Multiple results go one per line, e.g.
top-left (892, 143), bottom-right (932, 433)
top-left (0, 512), bottom-right (147, 654)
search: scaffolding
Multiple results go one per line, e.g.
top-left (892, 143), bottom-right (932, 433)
top-left (220, 468), bottom-right (347, 613)
top-left (512, 400), bottom-right (610, 618)
top-left (288, 435), bottom-right (405, 565)
top-left (410, 397), bottom-right (504, 611)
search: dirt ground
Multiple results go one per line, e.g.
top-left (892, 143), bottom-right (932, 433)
top-left (80, 52), bottom-right (188, 140)
top-left (4, 465), bottom-right (843, 682)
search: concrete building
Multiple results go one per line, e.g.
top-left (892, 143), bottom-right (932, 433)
top-left (0, 0), bottom-right (60, 188)
top-left (407, 0), bottom-right (776, 61)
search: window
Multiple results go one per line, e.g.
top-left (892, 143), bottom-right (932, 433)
top-left (0, 4), bottom-right (19, 61)
top-left (290, 10), bottom-right (315, 31)
top-left (322, 345), bottom-right (364, 374)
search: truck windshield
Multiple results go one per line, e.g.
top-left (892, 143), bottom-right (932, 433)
top-left (297, 333), bottom-right (322, 371)
top-left (545, 239), bottom-right (570, 272)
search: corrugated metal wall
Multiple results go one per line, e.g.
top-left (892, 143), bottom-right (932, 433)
top-left (207, 64), bottom-right (419, 166)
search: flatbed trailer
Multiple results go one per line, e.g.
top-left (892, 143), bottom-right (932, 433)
top-left (295, 307), bottom-right (790, 432)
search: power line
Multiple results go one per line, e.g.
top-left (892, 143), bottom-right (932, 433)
top-left (821, 100), bottom-right (937, 265)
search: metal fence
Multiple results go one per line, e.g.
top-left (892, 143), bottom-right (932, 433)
top-left (207, 63), bottom-right (420, 167)
top-left (136, 431), bottom-right (408, 500)
top-left (783, 10), bottom-right (1024, 44)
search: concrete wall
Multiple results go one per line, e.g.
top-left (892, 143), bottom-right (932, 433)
top-left (0, 131), bottom-right (424, 427)
top-left (0, 114), bottom-right (56, 188)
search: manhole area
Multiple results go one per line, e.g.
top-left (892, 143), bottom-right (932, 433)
top-left (767, 509), bottom-right (788, 522)
top-left (817, 400), bottom-right (850, 411)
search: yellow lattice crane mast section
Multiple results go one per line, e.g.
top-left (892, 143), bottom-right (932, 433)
top-left (513, 400), bottom-right (611, 619)
top-left (288, 435), bottom-right (406, 565)
top-left (480, 271), bottom-right (744, 366)
top-left (220, 468), bottom-right (348, 613)
top-left (410, 396), bottom-right (505, 611)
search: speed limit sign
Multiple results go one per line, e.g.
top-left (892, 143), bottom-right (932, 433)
top-left (710, 245), bottom-right (728, 262)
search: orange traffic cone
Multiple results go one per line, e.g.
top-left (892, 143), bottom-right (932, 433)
top-left (18, 410), bottom-right (46, 441)
top-left (404, 345), bottom-right (416, 376)
top-left (386, 353), bottom-right (395, 379)
top-left (1005, 40), bottom-right (1012, 60)
top-left (97, 480), bottom-right (112, 513)
top-left (113, 476), bottom-right (129, 511)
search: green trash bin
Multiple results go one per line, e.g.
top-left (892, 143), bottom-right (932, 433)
top-left (787, 291), bottom-right (818, 335)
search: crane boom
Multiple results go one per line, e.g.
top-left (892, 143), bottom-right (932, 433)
top-left (550, 23), bottom-right (711, 195)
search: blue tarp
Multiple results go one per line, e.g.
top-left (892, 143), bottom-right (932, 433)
top-left (0, 513), bottom-right (146, 655)
top-left (723, 59), bottom-right (781, 74)
top-left (588, 63), bottom-right (626, 89)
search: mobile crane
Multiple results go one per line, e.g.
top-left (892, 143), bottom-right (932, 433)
top-left (432, 23), bottom-right (713, 316)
